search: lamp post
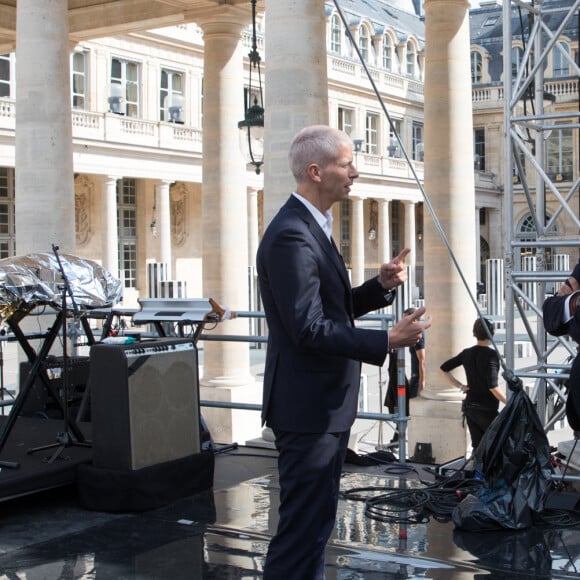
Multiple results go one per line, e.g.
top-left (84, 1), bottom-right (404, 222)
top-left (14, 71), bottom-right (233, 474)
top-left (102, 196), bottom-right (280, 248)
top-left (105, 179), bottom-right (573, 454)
top-left (238, 0), bottom-right (264, 175)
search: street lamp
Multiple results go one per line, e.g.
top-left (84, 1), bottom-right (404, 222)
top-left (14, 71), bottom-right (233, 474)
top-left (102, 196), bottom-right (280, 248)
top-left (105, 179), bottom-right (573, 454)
top-left (238, 0), bottom-right (264, 175)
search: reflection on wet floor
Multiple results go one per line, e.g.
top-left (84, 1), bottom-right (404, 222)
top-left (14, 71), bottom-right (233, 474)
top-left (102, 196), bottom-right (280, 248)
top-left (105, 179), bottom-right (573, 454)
top-left (0, 449), bottom-right (579, 578)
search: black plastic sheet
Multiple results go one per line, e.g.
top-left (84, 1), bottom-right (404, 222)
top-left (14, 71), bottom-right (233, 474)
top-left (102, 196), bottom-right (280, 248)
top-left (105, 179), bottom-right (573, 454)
top-left (453, 527), bottom-right (554, 577)
top-left (453, 380), bottom-right (553, 531)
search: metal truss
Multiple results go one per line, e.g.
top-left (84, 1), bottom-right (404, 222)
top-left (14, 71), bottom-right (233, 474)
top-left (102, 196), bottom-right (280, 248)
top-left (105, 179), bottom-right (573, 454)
top-left (503, 0), bottom-right (580, 429)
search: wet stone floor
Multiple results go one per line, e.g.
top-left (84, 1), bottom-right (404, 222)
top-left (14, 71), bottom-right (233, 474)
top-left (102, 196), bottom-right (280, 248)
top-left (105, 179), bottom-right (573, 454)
top-left (0, 447), bottom-right (579, 579)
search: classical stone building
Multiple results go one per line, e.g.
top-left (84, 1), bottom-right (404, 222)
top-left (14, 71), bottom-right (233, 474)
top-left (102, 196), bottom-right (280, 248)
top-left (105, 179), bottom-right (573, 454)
top-left (1, 1), bottom-right (576, 306)
top-left (0, 0), bottom-right (577, 457)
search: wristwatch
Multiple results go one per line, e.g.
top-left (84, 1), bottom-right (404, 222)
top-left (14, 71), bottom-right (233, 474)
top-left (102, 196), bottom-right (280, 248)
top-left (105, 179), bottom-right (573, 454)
top-left (383, 288), bottom-right (396, 303)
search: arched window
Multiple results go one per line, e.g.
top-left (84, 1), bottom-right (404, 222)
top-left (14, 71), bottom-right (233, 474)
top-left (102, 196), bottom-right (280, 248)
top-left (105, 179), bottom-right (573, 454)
top-left (471, 51), bottom-right (482, 83)
top-left (406, 41), bottom-right (416, 76)
top-left (330, 14), bottom-right (341, 54)
top-left (382, 34), bottom-right (393, 70)
top-left (517, 213), bottom-right (558, 268)
top-left (359, 25), bottom-right (370, 63)
top-left (553, 42), bottom-right (570, 77)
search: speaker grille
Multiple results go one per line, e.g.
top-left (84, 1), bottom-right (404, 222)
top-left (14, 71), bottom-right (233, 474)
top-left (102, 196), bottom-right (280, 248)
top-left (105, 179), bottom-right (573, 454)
top-left (90, 339), bottom-right (201, 471)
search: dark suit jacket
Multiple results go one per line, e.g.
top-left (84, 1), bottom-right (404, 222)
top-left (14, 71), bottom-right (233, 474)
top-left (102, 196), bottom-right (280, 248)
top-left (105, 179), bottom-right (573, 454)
top-left (256, 195), bottom-right (394, 433)
top-left (543, 261), bottom-right (580, 343)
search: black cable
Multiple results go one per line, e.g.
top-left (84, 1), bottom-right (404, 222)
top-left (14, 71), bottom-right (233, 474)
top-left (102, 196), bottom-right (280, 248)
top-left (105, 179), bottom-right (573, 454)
top-left (342, 473), bottom-right (485, 525)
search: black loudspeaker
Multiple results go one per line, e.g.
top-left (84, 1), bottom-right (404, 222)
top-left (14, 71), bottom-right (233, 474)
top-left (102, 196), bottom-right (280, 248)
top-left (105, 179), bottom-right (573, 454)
top-left (19, 356), bottom-right (91, 418)
top-left (89, 338), bottom-right (201, 471)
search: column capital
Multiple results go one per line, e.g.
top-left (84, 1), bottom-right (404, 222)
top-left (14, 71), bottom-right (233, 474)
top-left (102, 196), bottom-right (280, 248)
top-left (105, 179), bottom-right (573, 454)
top-left (195, 7), bottom-right (249, 35)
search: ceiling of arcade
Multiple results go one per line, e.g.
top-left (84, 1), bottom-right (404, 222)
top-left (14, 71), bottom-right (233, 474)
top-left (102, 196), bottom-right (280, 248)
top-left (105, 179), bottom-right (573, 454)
top-left (0, 0), bottom-right (264, 52)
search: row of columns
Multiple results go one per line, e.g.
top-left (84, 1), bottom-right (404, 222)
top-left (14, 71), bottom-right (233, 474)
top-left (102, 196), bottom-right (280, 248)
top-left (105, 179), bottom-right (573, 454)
top-left (16, 0), bottom-right (479, 460)
top-left (347, 197), bottom-right (419, 290)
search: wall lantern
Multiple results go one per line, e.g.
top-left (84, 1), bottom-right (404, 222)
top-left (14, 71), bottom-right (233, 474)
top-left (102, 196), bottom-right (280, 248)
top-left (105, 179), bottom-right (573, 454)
top-left (238, 0), bottom-right (264, 175)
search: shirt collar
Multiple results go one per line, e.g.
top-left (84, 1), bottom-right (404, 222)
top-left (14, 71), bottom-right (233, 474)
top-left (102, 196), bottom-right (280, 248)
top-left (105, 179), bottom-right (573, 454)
top-left (292, 192), bottom-right (333, 240)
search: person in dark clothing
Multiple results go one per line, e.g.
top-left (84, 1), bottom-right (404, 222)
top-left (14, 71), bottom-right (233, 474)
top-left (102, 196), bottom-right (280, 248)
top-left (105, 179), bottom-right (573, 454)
top-left (385, 307), bottom-right (426, 427)
top-left (257, 125), bottom-right (432, 580)
top-left (439, 318), bottom-right (506, 449)
top-left (543, 260), bottom-right (580, 432)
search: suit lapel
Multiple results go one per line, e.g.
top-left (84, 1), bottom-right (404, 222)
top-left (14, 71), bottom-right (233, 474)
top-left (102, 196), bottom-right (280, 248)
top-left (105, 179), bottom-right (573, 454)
top-left (287, 197), bottom-right (351, 290)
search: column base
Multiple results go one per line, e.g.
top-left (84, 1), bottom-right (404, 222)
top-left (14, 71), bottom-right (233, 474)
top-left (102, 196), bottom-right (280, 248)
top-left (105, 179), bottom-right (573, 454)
top-left (199, 381), bottom-right (262, 446)
top-left (408, 397), bottom-right (468, 464)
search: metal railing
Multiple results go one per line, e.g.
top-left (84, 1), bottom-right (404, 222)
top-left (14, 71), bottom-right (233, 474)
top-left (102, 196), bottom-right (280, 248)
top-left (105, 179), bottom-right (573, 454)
top-left (198, 310), bottom-right (411, 463)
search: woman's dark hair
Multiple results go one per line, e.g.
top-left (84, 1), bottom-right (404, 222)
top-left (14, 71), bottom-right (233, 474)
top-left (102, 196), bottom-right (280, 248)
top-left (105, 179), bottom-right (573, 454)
top-left (473, 317), bottom-right (494, 340)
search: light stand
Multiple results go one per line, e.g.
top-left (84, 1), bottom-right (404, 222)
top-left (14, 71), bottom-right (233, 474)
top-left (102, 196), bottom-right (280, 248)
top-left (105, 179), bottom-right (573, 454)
top-left (27, 244), bottom-right (91, 463)
top-left (0, 333), bottom-right (12, 417)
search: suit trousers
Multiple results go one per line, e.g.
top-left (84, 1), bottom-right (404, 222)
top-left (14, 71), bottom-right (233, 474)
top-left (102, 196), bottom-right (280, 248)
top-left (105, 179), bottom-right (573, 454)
top-left (263, 429), bottom-right (350, 580)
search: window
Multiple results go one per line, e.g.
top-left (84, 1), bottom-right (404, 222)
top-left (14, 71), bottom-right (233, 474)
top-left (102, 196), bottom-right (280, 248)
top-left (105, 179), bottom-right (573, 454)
top-left (338, 107), bottom-right (353, 136)
top-left (365, 113), bottom-right (379, 154)
top-left (359, 25), bottom-right (370, 63)
top-left (388, 119), bottom-right (402, 157)
top-left (483, 16), bottom-right (499, 27)
top-left (474, 127), bottom-right (485, 170)
top-left (412, 122), bottom-right (424, 161)
top-left (517, 213), bottom-right (558, 268)
top-left (71, 52), bottom-right (87, 109)
top-left (511, 46), bottom-right (523, 80)
top-left (479, 208), bottom-right (486, 226)
top-left (546, 125), bottom-right (574, 181)
top-left (471, 51), bottom-right (482, 84)
top-left (110, 58), bottom-right (140, 117)
top-left (340, 199), bottom-right (351, 267)
top-left (330, 14), bottom-right (341, 54)
top-left (553, 42), bottom-right (570, 77)
top-left (391, 201), bottom-right (400, 257)
top-left (0, 168), bottom-right (15, 258)
top-left (117, 178), bottom-right (138, 288)
top-left (382, 35), bottom-right (393, 70)
top-left (406, 41), bottom-right (416, 76)
top-left (160, 69), bottom-right (184, 122)
top-left (0, 53), bottom-right (13, 99)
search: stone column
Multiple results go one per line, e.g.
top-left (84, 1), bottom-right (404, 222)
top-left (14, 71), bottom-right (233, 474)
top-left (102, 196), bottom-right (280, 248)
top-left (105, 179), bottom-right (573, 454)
top-left (351, 197), bottom-right (365, 286)
top-left (15, 0), bottom-right (75, 255)
top-left (403, 201), bottom-right (417, 294)
top-left (488, 208), bottom-right (503, 259)
top-left (263, 0), bottom-right (329, 222)
top-left (257, 1), bottom-right (329, 446)
top-left (247, 188), bottom-right (260, 268)
top-left (157, 180), bottom-right (172, 280)
top-left (409, 0), bottom-right (477, 462)
top-left (378, 199), bottom-right (391, 264)
top-left (197, 11), bottom-right (258, 445)
top-left (103, 176), bottom-right (120, 277)
top-left (475, 207), bottom-right (481, 283)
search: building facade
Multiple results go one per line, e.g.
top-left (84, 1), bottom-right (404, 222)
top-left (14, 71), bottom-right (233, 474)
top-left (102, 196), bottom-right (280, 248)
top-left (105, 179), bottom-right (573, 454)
top-left (0, 0), bottom-right (577, 305)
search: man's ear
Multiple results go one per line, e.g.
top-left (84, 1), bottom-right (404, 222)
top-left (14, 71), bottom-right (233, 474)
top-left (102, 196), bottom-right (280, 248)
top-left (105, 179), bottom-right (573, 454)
top-left (306, 163), bottom-right (321, 182)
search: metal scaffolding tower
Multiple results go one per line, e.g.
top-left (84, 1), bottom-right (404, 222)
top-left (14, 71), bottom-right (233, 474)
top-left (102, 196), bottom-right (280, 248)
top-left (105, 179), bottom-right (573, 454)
top-left (502, 0), bottom-right (580, 429)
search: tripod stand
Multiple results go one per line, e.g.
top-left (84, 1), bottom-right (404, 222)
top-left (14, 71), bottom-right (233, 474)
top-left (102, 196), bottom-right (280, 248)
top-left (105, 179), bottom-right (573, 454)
top-left (27, 245), bottom-right (91, 463)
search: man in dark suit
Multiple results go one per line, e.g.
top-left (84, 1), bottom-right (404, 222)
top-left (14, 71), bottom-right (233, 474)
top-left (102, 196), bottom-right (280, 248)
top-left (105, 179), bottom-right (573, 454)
top-left (543, 260), bottom-right (580, 431)
top-left (257, 125), bottom-right (431, 579)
